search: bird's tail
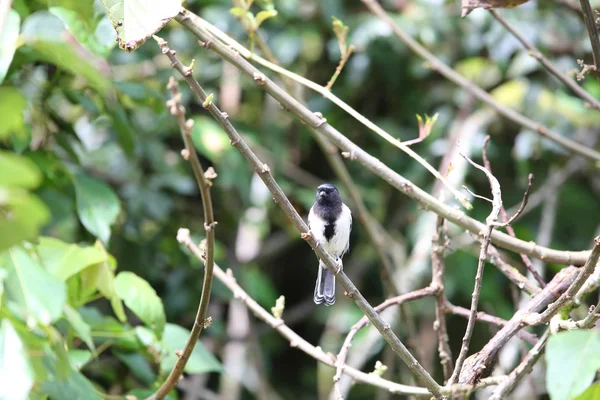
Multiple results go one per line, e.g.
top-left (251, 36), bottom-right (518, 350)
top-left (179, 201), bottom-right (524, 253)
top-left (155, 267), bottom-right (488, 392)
top-left (314, 260), bottom-right (336, 306)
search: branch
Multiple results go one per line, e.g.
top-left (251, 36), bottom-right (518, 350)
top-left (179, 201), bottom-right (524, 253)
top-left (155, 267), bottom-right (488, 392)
top-left (485, 244), bottom-right (541, 296)
top-left (580, 0), bottom-right (600, 80)
top-left (444, 302), bottom-right (538, 345)
top-left (178, 233), bottom-right (431, 397)
top-left (557, 294), bottom-right (600, 330)
top-left (523, 237), bottom-right (600, 326)
top-left (149, 78), bottom-right (217, 400)
top-left (489, 9), bottom-right (600, 110)
top-left (361, 0), bottom-right (600, 162)
top-left (155, 36), bottom-right (443, 397)
top-left (174, 8), bottom-right (594, 267)
top-left (489, 329), bottom-right (550, 400)
top-left (448, 151), bottom-right (504, 385)
top-left (431, 217), bottom-right (453, 382)
top-left (458, 265), bottom-right (579, 384)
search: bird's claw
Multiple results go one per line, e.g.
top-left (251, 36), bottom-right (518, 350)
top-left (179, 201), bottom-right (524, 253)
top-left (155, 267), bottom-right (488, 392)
top-left (334, 257), bottom-right (343, 274)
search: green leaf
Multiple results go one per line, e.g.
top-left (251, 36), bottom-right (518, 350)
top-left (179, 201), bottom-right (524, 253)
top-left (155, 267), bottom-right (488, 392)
top-left (21, 11), bottom-right (112, 94)
top-left (36, 237), bottom-right (106, 281)
top-left (48, 1), bottom-right (116, 57)
top-left (0, 88), bottom-right (27, 140)
top-left (191, 116), bottom-right (232, 162)
top-left (2, 247), bottom-right (67, 325)
top-left (0, 151), bottom-right (41, 188)
top-left (73, 172), bottom-right (121, 244)
top-left (160, 323), bottom-right (222, 374)
top-left (67, 349), bottom-right (92, 371)
top-left (40, 348), bottom-right (102, 400)
top-left (114, 351), bottom-right (156, 384)
top-left (114, 271), bottom-right (166, 336)
top-left (99, 0), bottom-right (182, 52)
top-left (575, 383), bottom-right (600, 400)
top-left (255, 9), bottom-right (277, 27)
top-left (0, 10), bottom-right (20, 83)
top-left (63, 305), bottom-right (95, 351)
top-left (0, 190), bottom-right (50, 251)
top-left (546, 330), bottom-right (600, 400)
top-left (0, 319), bottom-right (34, 400)
top-left (229, 7), bottom-right (247, 18)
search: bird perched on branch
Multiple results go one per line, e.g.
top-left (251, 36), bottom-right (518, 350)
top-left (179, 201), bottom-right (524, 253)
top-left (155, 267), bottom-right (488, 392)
top-left (308, 184), bottom-right (352, 306)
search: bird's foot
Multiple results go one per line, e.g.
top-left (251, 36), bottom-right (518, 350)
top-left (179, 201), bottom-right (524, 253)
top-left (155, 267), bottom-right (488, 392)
top-left (334, 257), bottom-right (343, 274)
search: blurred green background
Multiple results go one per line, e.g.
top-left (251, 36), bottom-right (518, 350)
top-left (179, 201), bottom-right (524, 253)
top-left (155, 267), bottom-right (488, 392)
top-left (1, 0), bottom-right (600, 399)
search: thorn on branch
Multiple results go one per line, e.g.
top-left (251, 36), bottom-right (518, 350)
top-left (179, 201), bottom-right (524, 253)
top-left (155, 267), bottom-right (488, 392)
top-left (253, 71), bottom-right (267, 85)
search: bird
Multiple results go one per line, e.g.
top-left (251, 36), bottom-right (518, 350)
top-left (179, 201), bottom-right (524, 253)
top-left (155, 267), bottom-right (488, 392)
top-left (308, 183), bottom-right (352, 306)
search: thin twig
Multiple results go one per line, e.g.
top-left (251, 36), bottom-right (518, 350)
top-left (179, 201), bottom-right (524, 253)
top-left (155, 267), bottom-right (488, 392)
top-left (155, 35), bottom-right (443, 397)
top-left (149, 78), bottom-right (217, 400)
top-left (444, 302), bottom-right (538, 345)
top-left (489, 329), bottom-right (550, 400)
top-left (448, 152), bottom-right (504, 385)
top-left (361, 0), bottom-right (600, 162)
top-left (490, 9), bottom-right (600, 110)
top-left (175, 8), bottom-right (594, 266)
top-left (431, 217), bottom-right (453, 382)
top-left (485, 244), bottom-right (541, 296)
top-left (557, 294), bottom-right (600, 330)
top-left (580, 0), bottom-right (600, 80)
top-left (481, 137), bottom-right (544, 287)
top-left (524, 237), bottom-right (600, 326)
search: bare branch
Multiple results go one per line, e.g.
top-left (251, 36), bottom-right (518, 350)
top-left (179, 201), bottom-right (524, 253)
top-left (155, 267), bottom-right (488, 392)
top-left (156, 35), bottom-right (443, 397)
top-left (150, 77), bottom-right (217, 400)
top-left (489, 329), bottom-right (550, 399)
top-left (361, 0), bottom-right (600, 162)
top-left (175, 8), bottom-right (594, 266)
top-left (579, 0), bottom-right (600, 81)
top-left (490, 9), bottom-right (600, 109)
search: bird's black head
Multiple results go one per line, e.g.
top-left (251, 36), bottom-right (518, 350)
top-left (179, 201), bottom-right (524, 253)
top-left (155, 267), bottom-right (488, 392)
top-left (316, 183), bottom-right (341, 206)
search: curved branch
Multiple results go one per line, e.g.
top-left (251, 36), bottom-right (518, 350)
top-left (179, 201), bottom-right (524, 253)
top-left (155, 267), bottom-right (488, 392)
top-left (149, 78), bottom-right (217, 400)
top-left (361, 0), bottom-right (600, 162)
top-left (174, 8), bottom-right (593, 266)
top-left (155, 35), bottom-right (443, 397)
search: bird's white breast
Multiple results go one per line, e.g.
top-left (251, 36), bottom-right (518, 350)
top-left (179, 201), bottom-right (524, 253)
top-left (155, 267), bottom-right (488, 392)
top-left (308, 204), bottom-right (352, 257)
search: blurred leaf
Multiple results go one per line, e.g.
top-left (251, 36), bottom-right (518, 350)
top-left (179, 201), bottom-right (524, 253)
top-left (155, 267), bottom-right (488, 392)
top-left (0, 319), bottom-right (34, 400)
top-left (256, 10), bottom-right (277, 27)
top-left (576, 383), bottom-right (600, 400)
top-left (191, 116), bottom-right (232, 162)
top-left (49, 1), bottom-right (116, 56)
top-left (546, 330), bottom-right (600, 400)
top-left (538, 90), bottom-right (600, 127)
top-left (67, 349), bottom-right (92, 370)
top-left (0, 10), bottom-right (20, 83)
top-left (0, 189), bottom-right (50, 251)
top-left (160, 323), bottom-right (223, 374)
top-left (241, 266), bottom-right (277, 308)
top-left (454, 57), bottom-right (501, 89)
top-left (0, 88), bottom-right (26, 140)
top-left (114, 351), bottom-right (156, 384)
top-left (229, 7), bottom-right (247, 18)
top-left (73, 172), bottom-right (121, 244)
top-left (490, 80), bottom-right (527, 110)
top-left (2, 247), bottom-right (66, 325)
top-left (114, 271), bottom-right (166, 336)
top-left (80, 308), bottom-right (138, 350)
top-left (21, 11), bottom-right (111, 94)
top-left (0, 151), bottom-right (41, 188)
top-left (40, 349), bottom-right (102, 400)
top-left (99, 0), bottom-right (182, 52)
top-left (36, 237), bottom-right (106, 280)
top-left (63, 304), bottom-right (95, 351)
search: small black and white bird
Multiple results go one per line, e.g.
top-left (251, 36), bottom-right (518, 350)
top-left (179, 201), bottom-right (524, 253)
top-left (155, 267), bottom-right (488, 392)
top-left (308, 183), bottom-right (352, 306)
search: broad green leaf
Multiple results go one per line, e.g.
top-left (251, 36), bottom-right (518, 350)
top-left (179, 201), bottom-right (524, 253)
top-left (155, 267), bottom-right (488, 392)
top-left (575, 383), bottom-right (600, 400)
top-left (80, 243), bottom-right (125, 321)
top-left (114, 271), bottom-right (166, 336)
top-left (0, 88), bottom-right (27, 140)
top-left (40, 349), bottom-right (102, 400)
top-left (0, 190), bottom-right (50, 251)
top-left (229, 7), bottom-right (247, 18)
top-left (21, 11), bottom-right (111, 94)
top-left (546, 330), bottom-right (600, 400)
top-left (73, 172), bottom-right (121, 244)
top-left (2, 247), bottom-right (66, 325)
top-left (0, 319), bottom-right (34, 400)
top-left (0, 151), bottom-right (41, 188)
top-left (49, 0), bottom-right (116, 56)
top-left (160, 323), bottom-right (222, 374)
top-left (36, 237), bottom-right (106, 281)
top-left (256, 9), bottom-right (277, 27)
top-left (114, 351), bottom-right (156, 384)
top-left (79, 308), bottom-right (138, 351)
top-left (99, 0), bottom-right (182, 52)
top-left (63, 305), bottom-right (95, 351)
top-left (67, 349), bottom-right (92, 370)
top-left (0, 10), bottom-right (20, 83)
top-left (490, 80), bottom-right (527, 111)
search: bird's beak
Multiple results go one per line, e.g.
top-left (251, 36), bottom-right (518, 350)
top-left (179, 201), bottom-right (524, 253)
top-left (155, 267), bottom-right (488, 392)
top-left (318, 190), bottom-right (326, 198)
